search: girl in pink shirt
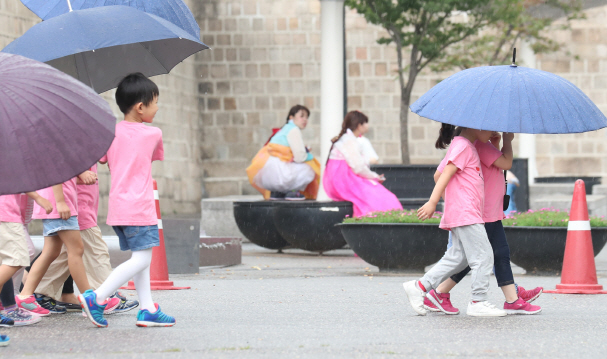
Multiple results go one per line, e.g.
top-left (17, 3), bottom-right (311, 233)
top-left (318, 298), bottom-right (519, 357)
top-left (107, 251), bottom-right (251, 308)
top-left (16, 176), bottom-right (97, 316)
top-left (403, 124), bottom-right (507, 317)
top-left (424, 132), bottom-right (543, 315)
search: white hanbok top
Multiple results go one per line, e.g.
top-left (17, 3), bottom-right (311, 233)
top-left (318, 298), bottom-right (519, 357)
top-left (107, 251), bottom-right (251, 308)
top-left (329, 129), bottom-right (379, 180)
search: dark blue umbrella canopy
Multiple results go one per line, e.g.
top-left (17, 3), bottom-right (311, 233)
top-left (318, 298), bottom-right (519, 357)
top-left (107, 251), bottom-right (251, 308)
top-left (2, 6), bottom-right (208, 93)
top-left (0, 53), bottom-right (115, 195)
top-left (21, 0), bottom-right (200, 40)
top-left (410, 65), bottom-right (607, 134)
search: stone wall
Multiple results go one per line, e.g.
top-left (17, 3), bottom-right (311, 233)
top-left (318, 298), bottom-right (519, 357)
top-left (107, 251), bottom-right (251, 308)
top-left (1, 1), bottom-right (203, 228)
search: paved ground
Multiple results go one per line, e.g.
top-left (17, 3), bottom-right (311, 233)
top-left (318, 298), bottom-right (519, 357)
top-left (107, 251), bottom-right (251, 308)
top-left (3, 244), bottom-right (607, 358)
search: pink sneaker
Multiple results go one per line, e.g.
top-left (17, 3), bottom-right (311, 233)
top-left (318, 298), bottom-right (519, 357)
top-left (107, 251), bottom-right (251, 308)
top-left (423, 296), bottom-right (441, 312)
top-left (81, 297), bottom-right (121, 317)
top-left (504, 298), bottom-right (542, 315)
top-left (15, 295), bottom-right (50, 317)
top-left (425, 290), bottom-right (459, 315)
top-left (518, 286), bottom-right (543, 303)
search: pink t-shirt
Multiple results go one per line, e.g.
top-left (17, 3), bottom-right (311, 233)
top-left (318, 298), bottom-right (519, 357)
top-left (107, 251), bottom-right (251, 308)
top-left (0, 194), bottom-right (27, 224)
top-left (77, 164), bottom-right (99, 230)
top-left (437, 136), bottom-right (484, 230)
top-left (475, 141), bottom-right (506, 223)
top-left (100, 121), bottom-right (164, 226)
top-left (33, 178), bottom-right (79, 220)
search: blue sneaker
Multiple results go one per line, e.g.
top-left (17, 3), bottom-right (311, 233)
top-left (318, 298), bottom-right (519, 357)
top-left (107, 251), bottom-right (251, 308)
top-left (0, 315), bottom-right (13, 327)
top-left (78, 290), bottom-right (107, 328)
top-left (0, 334), bottom-right (9, 347)
top-left (136, 304), bottom-right (175, 327)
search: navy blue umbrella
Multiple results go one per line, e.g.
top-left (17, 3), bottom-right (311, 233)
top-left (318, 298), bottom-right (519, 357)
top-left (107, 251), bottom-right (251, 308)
top-left (410, 64), bottom-right (607, 134)
top-left (21, 0), bottom-right (200, 40)
top-left (2, 6), bottom-right (208, 93)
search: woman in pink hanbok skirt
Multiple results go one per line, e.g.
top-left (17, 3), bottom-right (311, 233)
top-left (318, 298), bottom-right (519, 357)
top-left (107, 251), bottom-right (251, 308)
top-left (323, 111), bottom-right (402, 217)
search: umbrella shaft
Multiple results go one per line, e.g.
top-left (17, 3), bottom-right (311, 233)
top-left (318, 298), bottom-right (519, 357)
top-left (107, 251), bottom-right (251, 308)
top-left (66, 0), bottom-right (73, 11)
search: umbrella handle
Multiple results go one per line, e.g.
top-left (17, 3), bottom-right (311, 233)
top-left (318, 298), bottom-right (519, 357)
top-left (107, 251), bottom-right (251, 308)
top-left (511, 48), bottom-right (516, 67)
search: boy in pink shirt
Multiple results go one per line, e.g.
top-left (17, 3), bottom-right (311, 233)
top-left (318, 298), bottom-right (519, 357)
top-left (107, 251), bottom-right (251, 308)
top-left (80, 73), bottom-right (175, 328)
top-left (17, 179), bottom-right (96, 316)
top-left (423, 132), bottom-right (543, 315)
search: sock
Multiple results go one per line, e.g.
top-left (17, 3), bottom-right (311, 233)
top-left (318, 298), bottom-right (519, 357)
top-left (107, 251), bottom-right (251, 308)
top-left (416, 281), bottom-right (427, 292)
top-left (506, 299), bottom-right (517, 304)
top-left (17, 294), bottom-right (29, 300)
top-left (435, 289), bottom-right (443, 294)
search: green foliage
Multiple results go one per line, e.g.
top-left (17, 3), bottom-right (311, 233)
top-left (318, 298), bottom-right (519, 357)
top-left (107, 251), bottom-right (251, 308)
top-left (343, 208), bottom-right (607, 227)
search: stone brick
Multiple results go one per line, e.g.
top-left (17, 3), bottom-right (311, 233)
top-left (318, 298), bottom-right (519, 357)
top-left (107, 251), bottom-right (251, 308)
top-left (213, 48), bottom-right (224, 61)
top-left (252, 49), bottom-right (267, 61)
top-left (238, 97), bottom-right (253, 110)
top-left (256, 97), bottom-right (270, 110)
top-left (233, 34), bottom-right (243, 46)
top-left (273, 96), bottom-right (286, 110)
top-left (217, 34), bottom-right (231, 46)
top-left (289, 64), bottom-right (303, 77)
top-left (239, 18), bottom-right (251, 31)
top-left (245, 64), bottom-right (258, 78)
top-left (247, 112), bottom-right (261, 126)
top-left (231, 113), bottom-right (245, 125)
top-left (208, 19), bottom-right (222, 31)
top-left (375, 63), bottom-right (387, 76)
top-left (554, 157), bottom-right (601, 175)
top-left (304, 96), bottom-right (315, 109)
top-left (202, 35), bottom-right (214, 46)
top-left (198, 82), bottom-right (213, 95)
top-left (243, 1), bottom-right (257, 15)
top-left (349, 63), bottom-right (360, 77)
top-left (411, 126), bottom-right (424, 140)
top-left (293, 33), bottom-right (307, 45)
top-left (229, 65), bottom-right (244, 78)
top-left (225, 48), bottom-right (237, 61)
top-left (276, 18), bottom-right (287, 31)
top-left (588, 60), bottom-right (600, 72)
top-left (572, 60), bottom-right (585, 73)
top-left (224, 19), bottom-right (237, 31)
top-left (348, 96), bottom-right (362, 108)
top-left (234, 81), bottom-right (249, 94)
top-left (540, 60), bottom-right (570, 73)
top-left (216, 82), bottom-right (230, 94)
top-left (356, 47), bottom-right (368, 60)
top-left (267, 81), bottom-right (280, 93)
top-left (260, 64), bottom-right (271, 78)
top-left (207, 98), bottom-right (220, 110)
top-left (567, 141), bottom-right (579, 154)
top-left (571, 29), bottom-right (585, 43)
top-left (224, 98), bottom-right (237, 111)
top-left (210, 65), bottom-right (227, 78)
top-left (289, 18), bottom-right (299, 30)
top-left (239, 48), bottom-right (251, 61)
top-left (274, 34), bottom-right (290, 45)
top-left (581, 142), bottom-right (594, 153)
top-left (253, 18), bottom-right (264, 31)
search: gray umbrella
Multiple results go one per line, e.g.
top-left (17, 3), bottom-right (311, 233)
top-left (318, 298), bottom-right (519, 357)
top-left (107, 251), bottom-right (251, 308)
top-left (0, 53), bottom-right (116, 195)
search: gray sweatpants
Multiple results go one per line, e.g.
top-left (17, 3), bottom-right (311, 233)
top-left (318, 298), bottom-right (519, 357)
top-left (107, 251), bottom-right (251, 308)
top-left (420, 223), bottom-right (493, 302)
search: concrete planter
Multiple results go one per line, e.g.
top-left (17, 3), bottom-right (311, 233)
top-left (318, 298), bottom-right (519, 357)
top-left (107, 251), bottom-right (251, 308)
top-left (273, 201), bottom-right (352, 253)
top-left (337, 223), bottom-right (445, 272)
top-left (233, 201), bottom-right (290, 250)
top-left (504, 226), bottom-right (607, 275)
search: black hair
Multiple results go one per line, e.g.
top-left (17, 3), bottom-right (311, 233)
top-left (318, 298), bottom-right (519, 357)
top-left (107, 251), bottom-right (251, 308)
top-left (435, 124), bottom-right (465, 149)
top-left (286, 104), bottom-right (310, 123)
top-left (326, 110), bottom-right (369, 165)
top-left (115, 73), bottom-right (159, 114)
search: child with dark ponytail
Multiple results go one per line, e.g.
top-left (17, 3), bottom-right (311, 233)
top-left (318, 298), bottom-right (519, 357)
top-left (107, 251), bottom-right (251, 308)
top-left (322, 111), bottom-right (402, 217)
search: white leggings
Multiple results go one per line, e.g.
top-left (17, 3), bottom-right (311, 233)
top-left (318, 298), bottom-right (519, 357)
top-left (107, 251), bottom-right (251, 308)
top-left (94, 249), bottom-right (155, 311)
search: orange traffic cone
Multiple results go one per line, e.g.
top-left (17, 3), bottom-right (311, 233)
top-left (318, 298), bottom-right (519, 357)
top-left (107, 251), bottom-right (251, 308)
top-left (545, 180), bottom-right (607, 294)
top-left (121, 180), bottom-right (190, 291)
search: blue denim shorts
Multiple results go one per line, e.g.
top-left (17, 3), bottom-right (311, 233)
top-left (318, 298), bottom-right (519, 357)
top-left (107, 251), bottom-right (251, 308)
top-left (43, 216), bottom-right (79, 236)
top-left (113, 225), bottom-right (160, 251)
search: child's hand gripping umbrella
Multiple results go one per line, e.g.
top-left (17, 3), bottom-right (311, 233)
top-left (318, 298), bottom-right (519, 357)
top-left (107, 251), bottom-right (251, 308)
top-left (0, 53), bottom-right (115, 195)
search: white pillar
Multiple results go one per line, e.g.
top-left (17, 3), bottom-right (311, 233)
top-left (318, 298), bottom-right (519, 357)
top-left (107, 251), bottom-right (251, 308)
top-left (318, 0), bottom-right (345, 200)
top-left (518, 41), bottom-right (538, 185)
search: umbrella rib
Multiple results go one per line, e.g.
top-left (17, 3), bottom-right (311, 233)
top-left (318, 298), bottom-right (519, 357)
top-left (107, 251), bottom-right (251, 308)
top-left (136, 42), bottom-right (169, 73)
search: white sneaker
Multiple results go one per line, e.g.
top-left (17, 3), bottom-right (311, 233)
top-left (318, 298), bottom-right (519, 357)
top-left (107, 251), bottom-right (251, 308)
top-left (402, 281), bottom-right (427, 316)
top-left (466, 301), bottom-right (507, 317)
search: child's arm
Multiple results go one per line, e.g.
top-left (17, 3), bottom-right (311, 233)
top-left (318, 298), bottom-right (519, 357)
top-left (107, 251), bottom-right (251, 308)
top-left (52, 184), bottom-right (71, 220)
top-left (492, 133), bottom-right (514, 170)
top-left (433, 170), bottom-right (446, 200)
top-left (26, 192), bottom-right (52, 214)
top-left (418, 163), bottom-right (458, 220)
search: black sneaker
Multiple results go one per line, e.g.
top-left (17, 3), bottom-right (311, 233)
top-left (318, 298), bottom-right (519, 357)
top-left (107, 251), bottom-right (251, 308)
top-left (285, 191), bottom-right (305, 201)
top-left (0, 314), bottom-right (14, 327)
top-left (269, 191), bottom-right (286, 200)
top-left (56, 301), bottom-right (82, 312)
top-left (34, 294), bottom-right (66, 314)
top-left (109, 292), bottom-right (139, 314)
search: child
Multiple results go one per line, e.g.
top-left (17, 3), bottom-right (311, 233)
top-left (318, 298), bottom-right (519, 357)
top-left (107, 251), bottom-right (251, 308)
top-left (323, 111), bottom-right (402, 217)
top-left (17, 179), bottom-right (94, 315)
top-left (0, 192), bottom-right (52, 322)
top-left (247, 105), bottom-right (321, 200)
top-left (80, 73), bottom-right (175, 328)
top-left (403, 124), bottom-right (506, 317)
top-left (424, 131), bottom-right (542, 315)
top-left (34, 166), bottom-right (137, 313)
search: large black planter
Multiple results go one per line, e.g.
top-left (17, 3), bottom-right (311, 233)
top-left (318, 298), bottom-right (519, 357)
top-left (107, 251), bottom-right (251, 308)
top-left (233, 201), bottom-right (289, 250)
top-left (337, 223), bottom-right (446, 272)
top-left (273, 201), bottom-right (352, 252)
top-left (504, 226), bottom-right (607, 275)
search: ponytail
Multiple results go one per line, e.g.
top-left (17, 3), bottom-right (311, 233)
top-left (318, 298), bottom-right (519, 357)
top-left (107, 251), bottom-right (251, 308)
top-left (326, 110), bottom-right (369, 165)
top-left (435, 123), bottom-right (457, 149)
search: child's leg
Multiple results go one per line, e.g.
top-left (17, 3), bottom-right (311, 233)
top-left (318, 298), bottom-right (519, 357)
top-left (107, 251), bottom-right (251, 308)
top-left (0, 280), bottom-right (16, 308)
top-left (81, 226), bottom-right (113, 289)
top-left (419, 231), bottom-right (470, 292)
top-left (130, 249), bottom-right (155, 311)
top-left (94, 249), bottom-right (153, 305)
top-left (58, 230), bottom-right (91, 293)
top-left (20, 236), bottom-right (62, 297)
top-left (455, 224), bottom-right (494, 303)
top-left (35, 244), bottom-right (70, 300)
top-left (12, 226), bottom-right (37, 295)
top-left (484, 221), bottom-right (517, 302)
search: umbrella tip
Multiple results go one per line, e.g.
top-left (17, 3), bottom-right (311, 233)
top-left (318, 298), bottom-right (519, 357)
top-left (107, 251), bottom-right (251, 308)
top-left (511, 48), bottom-right (517, 67)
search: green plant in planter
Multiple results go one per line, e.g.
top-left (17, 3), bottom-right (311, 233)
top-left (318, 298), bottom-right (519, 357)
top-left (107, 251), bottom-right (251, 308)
top-left (343, 208), bottom-right (607, 227)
